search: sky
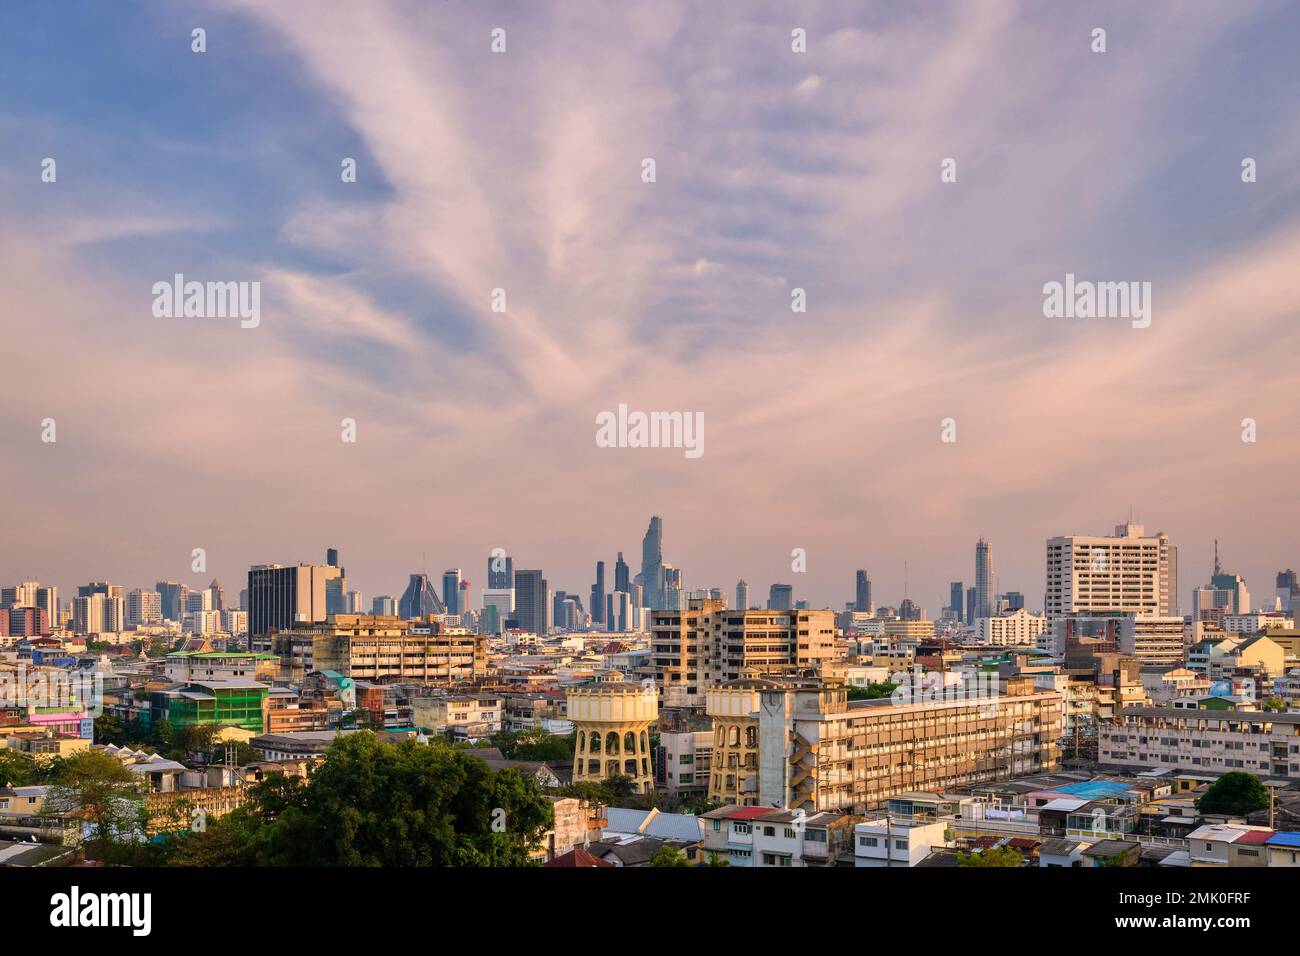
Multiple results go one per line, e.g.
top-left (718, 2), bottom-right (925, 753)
top-left (1, 0), bottom-right (1298, 615)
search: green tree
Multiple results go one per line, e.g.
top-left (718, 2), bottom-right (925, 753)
top-left (847, 682), bottom-right (898, 701)
top-left (1262, 697), bottom-right (1285, 713)
top-left (704, 851), bottom-right (731, 867)
top-left (0, 750), bottom-right (39, 787)
top-left (166, 732), bottom-right (554, 867)
top-left (650, 844), bottom-right (690, 867)
top-left (1196, 771), bottom-right (1269, 816)
top-left (490, 727), bottom-right (574, 762)
top-left (957, 846), bottom-right (1023, 867)
top-left (40, 750), bottom-right (142, 856)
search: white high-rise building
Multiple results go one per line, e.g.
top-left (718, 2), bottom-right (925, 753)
top-left (1045, 522), bottom-right (1178, 618)
top-left (974, 608), bottom-right (1047, 646)
top-left (126, 589), bottom-right (163, 628)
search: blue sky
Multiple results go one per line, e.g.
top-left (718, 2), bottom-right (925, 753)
top-left (2, 0), bottom-right (1299, 612)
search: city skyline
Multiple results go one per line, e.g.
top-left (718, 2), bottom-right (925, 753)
top-left (2, 515), bottom-right (1292, 618)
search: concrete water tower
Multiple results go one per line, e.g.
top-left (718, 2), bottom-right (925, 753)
top-left (567, 673), bottom-right (658, 794)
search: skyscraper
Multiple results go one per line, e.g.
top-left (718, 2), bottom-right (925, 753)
top-left (641, 516), bottom-right (665, 610)
top-left (736, 579), bottom-right (750, 611)
top-left (514, 569), bottom-right (549, 635)
top-left (487, 551), bottom-right (514, 590)
top-left (591, 560), bottom-right (606, 626)
top-left (442, 569), bottom-right (463, 616)
top-left (949, 582), bottom-right (964, 618)
top-left (372, 595), bottom-right (396, 616)
top-left (248, 563), bottom-right (343, 638)
top-left (975, 538), bottom-right (992, 620)
top-left (768, 583), bottom-right (793, 610)
top-left (965, 587), bottom-right (977, 625)
top-left (854, 570), bottom-right (872, 612)
top-left (156, 581), bottom-right (188, 621)
top-left (398, 573), bottom-right (445, 620)
top-left (614, 552), bottom-right (630, 594)
top-left (1278, 569), bottom-right (1298, 612)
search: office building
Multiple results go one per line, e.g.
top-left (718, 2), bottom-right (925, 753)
top-left (768, 584), bottom-right (793, 611)
top-left (514, 569), bottom-right (550, 635)
top-left (397, 573), bottom-right (445, 619)
top-left (1045, 522), bottom-right (1178, 618)
top-left (736, 579), bottom-right (750, 612)
top-left (371, 595), bottom-right (396, 616)
top-left (487, 552), bottom-right (513, 590)
top-left (442, 569), bottom-right (463, 616)
top-left (247, 563), bottom-right (343, 638)
top-left (975, 538), bottom-right (992, 619)
top-left (855, 570), bottom-right (872, 613)
top-left (591, 560), bottom-right (606, 626)
top-left (642, 516), bottom-right (665, 610)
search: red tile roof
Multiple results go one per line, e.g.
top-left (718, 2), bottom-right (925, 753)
top-left (544, 847), bottom-right (614, 868)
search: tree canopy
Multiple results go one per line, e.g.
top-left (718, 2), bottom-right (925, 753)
top-left (167, 731), bottom-right (554, 866)
top-left (1196, 771), bottom-right (1270, 816)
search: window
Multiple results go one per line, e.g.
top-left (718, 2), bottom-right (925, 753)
top-left (784, 827), bottom-right (797, 839)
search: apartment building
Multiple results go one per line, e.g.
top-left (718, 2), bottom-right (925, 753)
top-left (974, 609), bottom-right (1047, 647)
top-left (1045, 523), bottom-right (1177, 618)
top-left (1118, 615), bottom-right (1187, 666)
top-left (853, 816), bottom-right (949, 867)
top-left (700, 805), bottom-right (859, 867)
top-left (650, 598), bottom-right (837, 707)
top-left (411, 695), bottom-right (503, 741)
top-left (658, 727), bottom-right (712, 797)
top-left (756, 679), bottom-right (1063, 813)
top-left (1100, 706), bottom-right (1300, 781)
top-left (271, 614), bottom-right (486, 683)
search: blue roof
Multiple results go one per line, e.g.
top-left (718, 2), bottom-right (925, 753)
top-left (1050, 781), bottom-right (1135, 800)
top-left (1266, 832), bottom-right (1300, 848)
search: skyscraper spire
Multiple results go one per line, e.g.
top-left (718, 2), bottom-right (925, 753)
top-left (1214, 539), bottom-right (1221, 576)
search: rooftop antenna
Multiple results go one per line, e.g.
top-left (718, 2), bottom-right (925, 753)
top-left (1214, 540), bottom-right (1221, 577)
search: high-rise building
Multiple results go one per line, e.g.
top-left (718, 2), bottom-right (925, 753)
top-left (397, 573), bottom-right (445, 620)
top-left (326, 547), bottom-right (340, 569)
top-left (371, 595), bottom-right (396, 616)
top-left (650, 598), bottom-right (837, 706)
top-left (975, 538), bottom-right (992, 620)
top-left (487, 552), bottom-right (513, 590)
top-left (591, 560), bottom-right (606, 626)
top-left (736, 579), bottom-right (750, 611)
top-left (126, 589), bottom-right (162, 628)
top-left (614, 552), bottom-right (630, 595)
top-left (965, 587), bottom-right (977, 625)
top-left (1005, 591), bottom-right (1025, 612)
top-left (641, 516), bottom-right (665, 610)
top-left (247, 563), bottom-right (343, 638)
top-left (72, 593), bottom-right (124, 634)
top-left (514, 570), bottom-right (549, 635)
top-left (0, 582), bottom-right (57, 625)
top-left (1278, 569), bottom-right (1298, 613)
top-left (1045, 522), bottom-right (1178, 618)
top-left (442, 569), bottom-right (463, 616)
top-left (767, 583), bottom-right (793, 610)
top-left (1208, 545), bottom-right (1249, 615)
top-left (949, 582), bottom-right (964, 618)
top-left (156, 581), bottom-right (189, 621)
top-left (481, 588), bottom-right (513, 634)
top-left (855, 570), bottom-right (872, 612)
